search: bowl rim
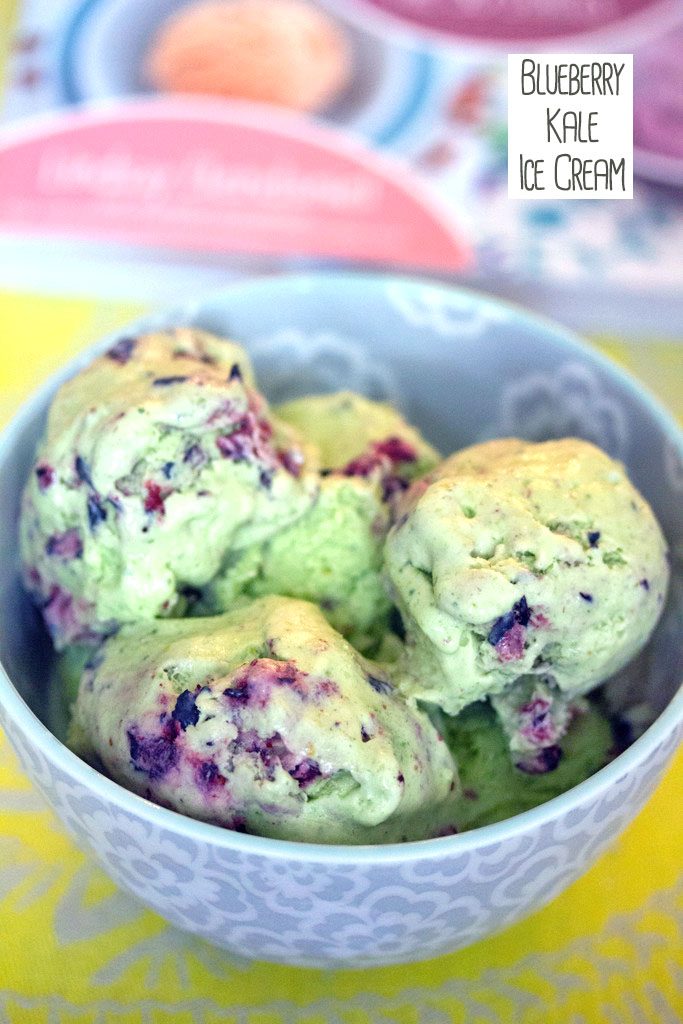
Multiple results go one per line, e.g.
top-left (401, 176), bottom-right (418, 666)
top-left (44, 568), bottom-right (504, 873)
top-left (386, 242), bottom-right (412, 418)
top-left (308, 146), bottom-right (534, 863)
top-left (1, 269), bottom-right (681, 864)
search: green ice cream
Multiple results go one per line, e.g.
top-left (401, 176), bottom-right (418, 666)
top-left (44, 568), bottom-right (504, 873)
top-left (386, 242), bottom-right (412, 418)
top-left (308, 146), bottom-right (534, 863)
top-left (27, 348), bottom-right (662, 848)
top-left (202, 476), bottom-right (391, 652)
top-left (437, 699), bottom-right (614, 831)
top-left (55, 644), bottom-right (91, 709)
top-left (20, 329), bottom-right (317, 648)
top-left (385, 438), bottom-right (669, 715)
top-left (276, 391), bottom-right (440, 480)
top-left (489, 676), bottom-right (576, 768)
top-left (70, 596), bottom-right (459, 844)
top-left (202, 392), bottom-right (441, 653)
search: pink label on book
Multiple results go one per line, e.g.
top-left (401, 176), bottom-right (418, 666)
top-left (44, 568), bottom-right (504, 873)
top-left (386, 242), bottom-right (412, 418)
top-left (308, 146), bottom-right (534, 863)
top-left (359, 0), bottom-right (665, 41)
top-left (0, 99), bottom-right (469, 271)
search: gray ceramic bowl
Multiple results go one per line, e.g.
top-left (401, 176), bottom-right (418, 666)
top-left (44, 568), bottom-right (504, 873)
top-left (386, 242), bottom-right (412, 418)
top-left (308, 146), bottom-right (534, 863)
top-left (1, 273), bottom-right (681, 968)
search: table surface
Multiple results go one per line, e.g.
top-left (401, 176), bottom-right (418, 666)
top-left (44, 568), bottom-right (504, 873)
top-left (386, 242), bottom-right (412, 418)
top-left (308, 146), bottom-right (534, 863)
top-left (0, 290), bottom-right (681, 1023)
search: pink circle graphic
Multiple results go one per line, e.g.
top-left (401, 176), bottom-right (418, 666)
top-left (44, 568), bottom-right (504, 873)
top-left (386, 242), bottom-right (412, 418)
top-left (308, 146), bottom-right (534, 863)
top-left (354, 0), bottom-right (672, 43)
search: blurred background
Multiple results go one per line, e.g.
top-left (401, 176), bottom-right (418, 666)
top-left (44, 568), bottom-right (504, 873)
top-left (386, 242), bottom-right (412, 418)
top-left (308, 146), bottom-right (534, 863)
top-left (1, 0), bottom-right (682, 420)
top-left (0, 0), bottom-right (681, 336)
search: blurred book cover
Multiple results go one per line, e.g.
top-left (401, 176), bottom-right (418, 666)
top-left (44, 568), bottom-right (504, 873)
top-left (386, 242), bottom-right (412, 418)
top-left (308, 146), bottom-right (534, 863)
top-left (0, 0), bottom-right (681, 335)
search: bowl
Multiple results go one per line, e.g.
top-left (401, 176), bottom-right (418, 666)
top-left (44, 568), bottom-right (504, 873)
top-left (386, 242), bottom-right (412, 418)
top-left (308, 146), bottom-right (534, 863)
top-left (58, 0), bottom-right (434, 147)
top-left (0, 272), bottom-right (681, 968)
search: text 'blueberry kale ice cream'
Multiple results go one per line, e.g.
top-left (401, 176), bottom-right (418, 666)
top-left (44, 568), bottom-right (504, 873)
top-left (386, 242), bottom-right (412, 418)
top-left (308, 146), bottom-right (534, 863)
top-left (69, 596), bottom-right (459, 844)
top-left (20, 329), bottom-right (317, 648)
top-left (385, 438), bottom-right (669, 716)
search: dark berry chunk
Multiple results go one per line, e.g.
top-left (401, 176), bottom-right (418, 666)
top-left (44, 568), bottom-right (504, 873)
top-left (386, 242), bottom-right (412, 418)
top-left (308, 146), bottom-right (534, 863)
top-left (488, 596), bottom-right (531, 645)
top-left (271, 665), bottom-right (297, 686)
top-left (143, 481), bottom-right (170, 516)
top-left (46, 529), bottom-right (83, 560)
top-left (278, 448), bottom-right (304, 477)
top-left (87, 494), bottom-right (107, 530)
top-left (171, 689), bottom-right (202, 730)
top-left (517, 695), bottom-right (560, 746)
top-left (127, 726), bottom-right (178, 779)
top-left (242, 730), bottom-right (286, 771)
top-left (515, 745), bottom-right (563, 774)
top-left (587, 531), bottom-right (601, 548)
top-left (368, 674), bottom-right (394, 695)
top-left (183, 445), bottom-right (206, 470)
top-left (342, 451), bottom-right (376, 477)
top-left (343, 435), bottom-right (416, 484)
top-left (382, 475), bottom-right (409, 502)
top-left (223, 683), bottom-right (250, 700)
top-left (198, 761), bottom-right (224, 787)
top-left (75, 456), bottom-right (94, 487)
top-left (488, 610), bottom-right (516, 646)
top-left (41, 585), bottom-right (75, 638)
top-left (153, 376), bottom-right (189, 387)
top-left (106, 337), bottom-right (137, 364)
top-left (289, 758), bottom-right (322, 787)
top-left (374, 437), bottom-right (417, 464)
top-left (495, 623), bottom-right (525, 661)
top-left (216, 432), bottom-right (248, 462)
top-left (639, 578), bottom-right (650, 590)
top-left (579, 592), bottom-right (593, 602)
top-left (228, 363), bottom-right (242, 382)
top-left (514, 595), bottom-right (531, 626)
top-left (36, 464), bottom-right (54, 490)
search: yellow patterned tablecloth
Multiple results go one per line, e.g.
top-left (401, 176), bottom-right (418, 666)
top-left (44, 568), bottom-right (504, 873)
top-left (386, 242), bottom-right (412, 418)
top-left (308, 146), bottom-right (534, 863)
top-left (0, 291), bottom-right (681, 1023)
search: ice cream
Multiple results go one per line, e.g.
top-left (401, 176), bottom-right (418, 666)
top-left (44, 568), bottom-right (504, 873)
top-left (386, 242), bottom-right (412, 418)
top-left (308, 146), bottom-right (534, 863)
top-left (385, 438), bottom-right (669, 716)
top-left (55, 644), bottom-right (91, 709)
top-left (146, 0), bottom-right (351, 114)
top-left (276, 391), bottom-right (441, 487)
top-left (69, 596), bottom-right (459, 844)
top-left (489, 676), bottom-right (577, 772)
top-left (201, 476), bottom-right (391, 653)
top-left (26, 332), bottom-right (668, 848)
top-left (435, 697), bottom-right (615, 832)
top-left (200, 391), bottom-right (441, 652)
top-left (20, 329), bottom-right (317, 648)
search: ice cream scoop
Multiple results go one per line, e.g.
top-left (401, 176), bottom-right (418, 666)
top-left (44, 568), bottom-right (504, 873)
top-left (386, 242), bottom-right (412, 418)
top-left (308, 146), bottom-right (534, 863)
top-left (201, 391), bottom-right (441, 652)
top-left (20, 329), bottom-right (317, 648)
top-left (69, 596), bottom-right (459, 844)
top-left (385, 438), bottom-right (669, 715)
top-left (146, 0), bottom-right (351, 114)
